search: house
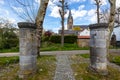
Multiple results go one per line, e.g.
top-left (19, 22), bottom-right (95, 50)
top-left (112, 26), bottom-right (120, 47)
top-left (77, 29), bottom-right (90, 47)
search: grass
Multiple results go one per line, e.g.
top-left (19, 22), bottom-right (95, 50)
top-left (109, 54), bottom-right (120, 66)
top-left (0, 43), bottom-right (89, 53)
top-left (0, 47), bottom-right (19, 53)
top-left (41, 42), bottom-right (89, 51)
top-left (79, 53), bottom-right (120, 66)
top-left (26, 55), bottom-right (56, 80)
top-left (0, 55), bottom-right (56, 80)
top-left (70, 55), bottom-right (120, 80)
top-left (79, 54), bottom-right (90, 58)
top-left (72, 63), bottom-right (120, 80)
top-left (0, 56), bottom-right (19, 67)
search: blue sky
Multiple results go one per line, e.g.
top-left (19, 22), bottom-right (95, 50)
top-left (0, 0), bottom-right (120, 33)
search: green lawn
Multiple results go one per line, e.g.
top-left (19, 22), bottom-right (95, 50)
top-left (41, 43), bottom-right (89, 51)
top-left (0, 47), bottom-right (19, 53)
top-left (0, 43), bottom-right (89, 53)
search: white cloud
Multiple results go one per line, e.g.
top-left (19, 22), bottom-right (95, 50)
top-left (87, 9), bottom-right (96, 16)
top-left (69, 0), bottom-right (86, 4)
top-left (71, 5), bottom-right (87, 19)
top-left (78, 5), bottom-right (85, 10)
top-left (8, 18), bottom-right (16, 23)
top-left (35, 0), bottom-right (40, 4)
top-left (12, 6), bottom-right (24, 13)
top-left (89, 14), bottom-right (97, 23)
top-left (58, 24), bottom-right (67, 30)
top-left (85, 8), bottom-right (97, 23)
top-left (49, 3), bottom-right (87, 19)
top-left (52, 27), bottom-right (60, 33)
top-left (48, 0), bottom-right (69, 18)
top-left (0, 0), bottom-right (4, 5)
top-left (0, 9), bottom-right (9, 16)
top-left (48, 0), bottom-right (87, 18)
top-left (90, 0), bottom-right (107, 6)
top-left (72, 9), bottom-right (87, 19)
top-left (49, 6), bottom-right (60, 18)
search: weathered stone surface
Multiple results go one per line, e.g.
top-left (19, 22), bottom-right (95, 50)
top-left (89, 23), bottom-right (109, 73)
top-left (18, 22), bottom-right (37, 78)
top-left (54, 55), bottom-right (75, 80)
top-left (77, 39), bottom-right (90, 47)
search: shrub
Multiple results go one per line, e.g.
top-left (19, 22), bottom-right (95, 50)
top-left (0, 28), bottom-right (19, 49)
top-left (42, 36), bottom-right (50, 42)
top-left (49, 35), bottom-right (77, 43)
top-left (64, 35), bottom-right (77, 43)
top-left (49, 35), bottom-right (61, 43)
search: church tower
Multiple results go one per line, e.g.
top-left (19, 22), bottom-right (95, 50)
top-left (67, 10), bottom-right (73, 30)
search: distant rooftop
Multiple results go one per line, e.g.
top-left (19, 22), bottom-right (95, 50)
top-left (73, 25), bottom-right (89, 29)
top-left (78, 36), bottom-right (90, 39)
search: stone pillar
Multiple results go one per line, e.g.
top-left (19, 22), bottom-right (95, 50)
top-left (18, 22), bottom-right (37, 78)
top-left (89, 23), bottom-right (109, 75)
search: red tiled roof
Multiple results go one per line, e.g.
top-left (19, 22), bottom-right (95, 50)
top-left (78, 36), bottom-right (90, 39)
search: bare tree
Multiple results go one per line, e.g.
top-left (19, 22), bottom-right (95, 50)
top-left (115, 7), bottom-right (120, 27)
top-left (108, 0), bottom-right (116, 35)
top-left (8, 0), bottom-right (39, 23)
top-left (94, 0), bottom-right (102, 23)
top-left (57, 0), bottom-right (68, 47)
top-left (100, 8), bottom-right (110, 23)
top-left (100, 0), bottom-right (116, 49)
top-left (36, 0), bottom-right (49, 56)
top-left (8, 0), bottom-right (49, 56)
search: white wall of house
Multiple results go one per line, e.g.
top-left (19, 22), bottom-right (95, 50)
top-left (78, 29), bottom-right (90, 36)
top-left (113, 27), bottom-right (120, 41)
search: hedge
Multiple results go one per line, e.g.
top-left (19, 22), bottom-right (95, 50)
top-left (48, 35), bottom-right (77, 43)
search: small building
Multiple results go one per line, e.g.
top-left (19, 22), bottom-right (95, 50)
top-left (112, 26), bottom-right (120, 47)
top-left (77, 29), bottom-right (90, 47)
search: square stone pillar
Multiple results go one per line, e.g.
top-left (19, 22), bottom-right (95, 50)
top-left (18, 22), bottom-right (37, 78)
top-left (89, 23), bottom-right (109, 75)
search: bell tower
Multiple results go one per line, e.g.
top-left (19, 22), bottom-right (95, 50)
top-left (67, 10), bottom-right (73, 30)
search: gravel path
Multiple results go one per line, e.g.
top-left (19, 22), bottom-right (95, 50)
top-left (54, 55), bottom-right (75, 80)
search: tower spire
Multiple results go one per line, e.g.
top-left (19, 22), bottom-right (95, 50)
top-left (67, 9), bottom-right (73, 30)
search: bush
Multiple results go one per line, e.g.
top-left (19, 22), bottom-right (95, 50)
top-left (64, 35), bottom-right (77, 43)
top-left (42, 36), bottom-right (50, 42)
top-left (0, 28), bottom-right (19, 49)
top-left (49, 35), bottom-right (77, 43)
top-left (49, 35), bottom-right (61, 43)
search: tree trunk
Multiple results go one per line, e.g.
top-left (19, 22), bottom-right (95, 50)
top-left (61, 0), bottom-right (65, 47)
top-left (107, 0), bottom-right (116, 62)
top-left (35, 0), bottom-right (49, 57)
top-left (61, 17), bottom-right (64, 47)
top-left (95, 0), bottom-right (100, 23)
top-left (108, 0), bottom-right (116, 34)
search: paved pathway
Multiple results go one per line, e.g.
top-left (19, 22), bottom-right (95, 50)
top-left (54, 55), bottom-right (75, 80)
top-left (0, 49), bottom-right (119, 57)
